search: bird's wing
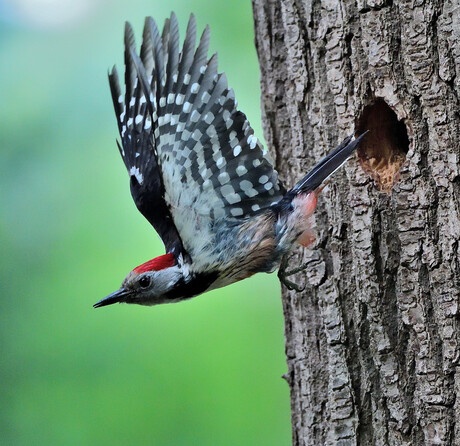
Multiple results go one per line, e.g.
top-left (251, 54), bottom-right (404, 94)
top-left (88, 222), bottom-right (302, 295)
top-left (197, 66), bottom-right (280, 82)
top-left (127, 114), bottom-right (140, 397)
top-left (109, 13), bottom-right (285, 261)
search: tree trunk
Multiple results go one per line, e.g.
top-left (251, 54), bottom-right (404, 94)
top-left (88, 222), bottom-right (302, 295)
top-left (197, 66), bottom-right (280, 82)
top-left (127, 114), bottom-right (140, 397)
top-left (252, 1), bottom-right (460, 445)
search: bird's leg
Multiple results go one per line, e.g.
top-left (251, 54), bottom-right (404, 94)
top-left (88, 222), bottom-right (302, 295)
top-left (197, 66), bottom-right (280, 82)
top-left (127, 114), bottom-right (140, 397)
top-left (278, 185), bottom-right (328, 292)
top-left (278, 255), bottom-right (309, 292)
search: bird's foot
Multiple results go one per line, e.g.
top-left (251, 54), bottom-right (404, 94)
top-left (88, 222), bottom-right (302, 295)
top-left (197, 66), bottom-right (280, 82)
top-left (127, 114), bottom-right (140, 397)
top-left (278, 256), bottom-right (308, 292)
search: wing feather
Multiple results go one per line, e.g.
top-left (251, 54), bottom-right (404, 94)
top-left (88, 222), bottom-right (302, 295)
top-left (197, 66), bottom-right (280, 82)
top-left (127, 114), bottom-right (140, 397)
top-left (110, 14), bottom-right (285, 262)
top-left (108, 23), bottom-right (187, 258)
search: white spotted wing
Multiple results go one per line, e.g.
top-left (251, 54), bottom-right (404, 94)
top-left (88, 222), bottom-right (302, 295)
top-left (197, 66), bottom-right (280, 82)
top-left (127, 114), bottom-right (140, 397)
top-left (109, 13), bottom-right (285, 261)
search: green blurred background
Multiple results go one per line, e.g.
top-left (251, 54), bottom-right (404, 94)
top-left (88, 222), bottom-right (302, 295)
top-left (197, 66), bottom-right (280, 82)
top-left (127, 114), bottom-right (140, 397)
top-left (0, 0), bottom-right (290, 444)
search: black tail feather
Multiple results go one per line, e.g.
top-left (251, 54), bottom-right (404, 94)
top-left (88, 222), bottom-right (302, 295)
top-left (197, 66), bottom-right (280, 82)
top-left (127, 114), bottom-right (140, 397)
top-left (280, 132), bottom-right (367, 206)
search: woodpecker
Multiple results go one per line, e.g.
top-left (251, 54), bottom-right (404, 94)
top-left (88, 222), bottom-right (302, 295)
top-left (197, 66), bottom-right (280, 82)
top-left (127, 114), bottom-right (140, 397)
top-left (94, 13), bottom-right (365, 308)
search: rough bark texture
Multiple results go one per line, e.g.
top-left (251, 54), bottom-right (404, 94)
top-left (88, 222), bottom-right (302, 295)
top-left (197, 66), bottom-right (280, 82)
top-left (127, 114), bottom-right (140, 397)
top-left (252, 1), bottom-right (460, 445)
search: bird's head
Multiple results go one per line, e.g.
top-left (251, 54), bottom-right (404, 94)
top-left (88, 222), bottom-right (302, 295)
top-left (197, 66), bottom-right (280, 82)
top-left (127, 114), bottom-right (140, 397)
top-left (94, 253), bottom-right (182, 307)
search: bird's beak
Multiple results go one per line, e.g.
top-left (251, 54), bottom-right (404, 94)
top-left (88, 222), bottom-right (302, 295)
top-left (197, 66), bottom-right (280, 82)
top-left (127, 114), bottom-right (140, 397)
top-left (93, 288), bottom-right (130, 308)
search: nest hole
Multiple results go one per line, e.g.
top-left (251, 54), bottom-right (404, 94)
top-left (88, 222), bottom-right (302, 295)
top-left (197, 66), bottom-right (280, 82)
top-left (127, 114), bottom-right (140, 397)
top-left (356, 98), bottom-right (409, 193)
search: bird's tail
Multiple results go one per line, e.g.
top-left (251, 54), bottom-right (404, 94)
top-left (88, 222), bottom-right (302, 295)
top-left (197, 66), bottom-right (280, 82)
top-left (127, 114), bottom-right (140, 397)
top-left (283, 132), bottom-right (366, 203)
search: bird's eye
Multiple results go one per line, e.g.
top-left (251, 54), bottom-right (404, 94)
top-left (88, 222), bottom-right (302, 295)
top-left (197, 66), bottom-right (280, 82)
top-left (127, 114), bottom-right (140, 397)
top-left (139, 276), bottom-right (151, 289)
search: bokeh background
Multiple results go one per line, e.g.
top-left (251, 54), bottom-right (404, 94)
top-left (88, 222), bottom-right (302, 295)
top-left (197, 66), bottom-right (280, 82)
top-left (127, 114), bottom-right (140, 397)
top-left (0, 0), bottom-right (290, 444)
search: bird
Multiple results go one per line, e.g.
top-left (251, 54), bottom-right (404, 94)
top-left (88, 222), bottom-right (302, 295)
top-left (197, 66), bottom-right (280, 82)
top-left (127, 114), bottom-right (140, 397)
top-left (94, 13), bottom-right (365, 308)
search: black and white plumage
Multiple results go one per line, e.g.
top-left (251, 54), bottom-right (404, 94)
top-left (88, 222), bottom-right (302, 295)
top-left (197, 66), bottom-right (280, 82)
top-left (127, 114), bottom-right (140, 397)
top-left (95, 13), bottom-right (365, 308)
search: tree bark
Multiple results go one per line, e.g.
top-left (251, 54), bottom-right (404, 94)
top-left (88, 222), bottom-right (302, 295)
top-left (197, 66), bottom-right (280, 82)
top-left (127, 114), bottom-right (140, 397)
top-left (252, 1), bottom-right (460, 445)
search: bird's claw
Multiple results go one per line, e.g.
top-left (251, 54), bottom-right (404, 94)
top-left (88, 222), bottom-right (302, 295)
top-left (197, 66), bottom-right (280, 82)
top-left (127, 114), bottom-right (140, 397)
top-left (279, 276), bottom-right (306, 292)
top-left (278, 256), bottom-right (308, 292)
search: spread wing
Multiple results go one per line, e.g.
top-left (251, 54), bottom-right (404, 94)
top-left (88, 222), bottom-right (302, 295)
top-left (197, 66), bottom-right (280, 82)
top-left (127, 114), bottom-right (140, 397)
top-left (108, 13), bottom-right (285, 261)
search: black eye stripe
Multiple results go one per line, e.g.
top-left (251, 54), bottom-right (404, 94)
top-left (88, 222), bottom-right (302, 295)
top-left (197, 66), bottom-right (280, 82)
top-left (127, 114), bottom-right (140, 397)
top-left (139, 276), bottom-right (151, 288)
